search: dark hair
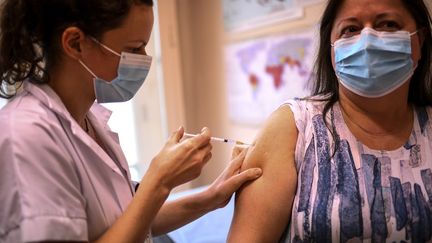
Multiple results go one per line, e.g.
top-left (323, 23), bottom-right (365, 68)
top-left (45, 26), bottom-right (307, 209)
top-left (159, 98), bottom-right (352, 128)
top-left (0, 0), bottom-right (153, 98)
top-left (313, 0), bottom-right (432, 116)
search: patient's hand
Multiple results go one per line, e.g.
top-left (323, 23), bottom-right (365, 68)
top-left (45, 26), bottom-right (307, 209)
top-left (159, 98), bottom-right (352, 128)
top-left (204, 148), bottom-right (262, 210)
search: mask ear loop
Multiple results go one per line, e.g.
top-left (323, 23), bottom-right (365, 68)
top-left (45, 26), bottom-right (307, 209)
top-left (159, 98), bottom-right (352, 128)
top-left (90, 37), bottom-right (122, 57)
top-left (410, 30), bottom-right (420, 72)
top-left (78, 60), bottom-right (98, 79)
top-left (409, 30), bottom-right (419, 37)
top-left (78, 37), bottom-right (123, 79)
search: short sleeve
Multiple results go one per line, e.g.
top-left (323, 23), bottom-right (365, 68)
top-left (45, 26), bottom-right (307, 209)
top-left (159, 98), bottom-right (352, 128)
top-left (0, 111), bottom-right (88, 242)
top-left (283, 98), bottom-right (307, 134)
top-left (282, 98), bottom-right (309, 172)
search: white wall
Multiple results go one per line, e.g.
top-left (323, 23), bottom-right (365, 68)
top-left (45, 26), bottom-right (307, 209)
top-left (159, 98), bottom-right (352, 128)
top-left (0, 98), bottom-right (6, 109)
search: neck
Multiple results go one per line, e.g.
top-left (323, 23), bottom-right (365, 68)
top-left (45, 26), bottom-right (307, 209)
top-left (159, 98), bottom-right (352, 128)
top-left (338, 83), bottom-right (412, 135)
top-left (48, 61), bottom-right (95, 125)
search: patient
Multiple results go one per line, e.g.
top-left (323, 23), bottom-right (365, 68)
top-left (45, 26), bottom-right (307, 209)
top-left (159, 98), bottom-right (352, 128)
top-left (228, 0), bottom-right (432, 242)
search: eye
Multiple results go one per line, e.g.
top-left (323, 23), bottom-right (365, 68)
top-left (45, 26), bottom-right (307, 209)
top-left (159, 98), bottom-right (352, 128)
top-left (341, 25), bottom-right (361, 38)
top-left (127, 44), bottom-right (147, 54)
top-left (131, 47), bottom-right (142, 53)
top-left (376, 20), bottom-right (401, 32)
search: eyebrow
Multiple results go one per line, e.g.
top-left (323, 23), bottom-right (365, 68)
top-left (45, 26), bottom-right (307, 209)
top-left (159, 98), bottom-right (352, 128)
top-left (335, 17), bottom-right (360, 29)
top-left (338, 17), bottom-right (358, 22)
top-left (335, 11), bottom-right (404, 29)
top-left (376, 12), bottom-right (404, 20)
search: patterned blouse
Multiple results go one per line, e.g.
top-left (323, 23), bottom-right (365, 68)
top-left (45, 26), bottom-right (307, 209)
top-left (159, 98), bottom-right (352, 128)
top-left (282, 98), bottom-right (432, 243)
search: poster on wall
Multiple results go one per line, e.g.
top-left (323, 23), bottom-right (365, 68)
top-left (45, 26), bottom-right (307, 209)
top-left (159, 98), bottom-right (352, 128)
top-left (225, 31), bottom-right (316, 126)
top-left (222, 0), bottom-right (303, 32)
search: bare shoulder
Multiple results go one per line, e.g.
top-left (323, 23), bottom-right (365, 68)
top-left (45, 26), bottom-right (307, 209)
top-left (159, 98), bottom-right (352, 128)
top-left (228, 105), bottom-right (299, 242)
top-left (242, 104), bottom-right (298, 170)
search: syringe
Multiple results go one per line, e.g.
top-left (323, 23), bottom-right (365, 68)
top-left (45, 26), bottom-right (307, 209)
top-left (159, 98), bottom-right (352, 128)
top-left (183, 133), bottom-right (252, 147)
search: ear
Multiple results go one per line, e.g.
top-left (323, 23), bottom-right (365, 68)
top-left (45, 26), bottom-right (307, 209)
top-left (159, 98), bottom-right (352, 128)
top-left (61, 27), bottom-right (86, 60)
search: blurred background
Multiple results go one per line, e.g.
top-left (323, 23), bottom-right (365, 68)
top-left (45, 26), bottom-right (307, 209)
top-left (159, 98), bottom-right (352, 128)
top-left (1, 0), bottom-right (431, 192)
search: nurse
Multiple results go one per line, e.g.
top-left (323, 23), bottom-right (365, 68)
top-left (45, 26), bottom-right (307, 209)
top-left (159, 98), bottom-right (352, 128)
top-left (0, 0), bottom-right (262, 242)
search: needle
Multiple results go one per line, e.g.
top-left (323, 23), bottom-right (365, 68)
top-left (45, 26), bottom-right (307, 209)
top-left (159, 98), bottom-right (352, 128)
top-left (183, 133), bottom-right (252, 147)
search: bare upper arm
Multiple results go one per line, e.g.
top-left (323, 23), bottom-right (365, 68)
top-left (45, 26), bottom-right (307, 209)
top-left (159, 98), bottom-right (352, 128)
top-left (228, 105), bottom-right (298, 242)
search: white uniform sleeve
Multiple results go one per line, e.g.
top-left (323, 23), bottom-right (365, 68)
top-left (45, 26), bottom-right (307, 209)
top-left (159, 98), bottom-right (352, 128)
top-left (0, 111), bottom-right (88, 242)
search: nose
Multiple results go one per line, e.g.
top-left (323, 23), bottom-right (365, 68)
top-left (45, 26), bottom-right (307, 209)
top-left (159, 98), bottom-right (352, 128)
top-left (363, 23), bottom-right (374, 30)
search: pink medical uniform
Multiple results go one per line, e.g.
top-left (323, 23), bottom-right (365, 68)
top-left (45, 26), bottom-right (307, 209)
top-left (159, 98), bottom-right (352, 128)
top-left (0, 82), bottom-right (135, 242)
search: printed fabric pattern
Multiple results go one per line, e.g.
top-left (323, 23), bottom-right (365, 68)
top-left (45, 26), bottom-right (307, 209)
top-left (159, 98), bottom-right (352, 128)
top-left (284, 98), bottom-right (432, 243)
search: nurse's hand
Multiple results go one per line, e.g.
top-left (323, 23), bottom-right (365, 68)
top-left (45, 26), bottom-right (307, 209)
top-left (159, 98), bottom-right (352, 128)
top-left (147, 141), bottom-right (261, 236)
top-left (148, 126), bottom-right (212, 191)
top-left (203, 147), bottom-right (262, 210)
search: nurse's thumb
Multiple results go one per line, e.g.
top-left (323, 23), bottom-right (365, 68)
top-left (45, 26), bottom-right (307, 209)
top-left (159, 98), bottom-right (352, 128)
top-left (169, 126), bottom-right (184, 144)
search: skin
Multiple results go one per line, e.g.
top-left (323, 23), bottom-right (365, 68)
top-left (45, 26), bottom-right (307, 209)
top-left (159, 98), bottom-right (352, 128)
top-left (227, 0), bottom-right (424, 241)
top-left (228, 105), bottom-right (298, 242)
top-left (45, 4), bottom-right (262, 243)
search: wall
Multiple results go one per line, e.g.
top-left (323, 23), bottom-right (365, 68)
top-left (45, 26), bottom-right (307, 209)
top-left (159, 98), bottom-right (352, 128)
top-left (0, 98), bottom-right (6, 109)
top-left (176, 1), bottom-right (326, 187)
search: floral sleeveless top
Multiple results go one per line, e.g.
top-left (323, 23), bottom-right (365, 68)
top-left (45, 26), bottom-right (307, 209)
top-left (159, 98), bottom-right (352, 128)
top-left (282, 98), bottom-right (432, 243)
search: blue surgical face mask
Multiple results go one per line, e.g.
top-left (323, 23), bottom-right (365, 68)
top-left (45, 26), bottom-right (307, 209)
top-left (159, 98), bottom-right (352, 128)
top-left (333, 27), bottom-right (417, 98)
top-left (79, 38), bottom-right (152, 103)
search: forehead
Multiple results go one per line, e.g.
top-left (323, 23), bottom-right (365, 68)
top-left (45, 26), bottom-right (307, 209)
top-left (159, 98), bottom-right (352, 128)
top-left (121, 5), bottom-right (154, 40)
top-left (333, 0), bottom-right (415, 24)
top-left (103, 5), bottom-right (154, 43)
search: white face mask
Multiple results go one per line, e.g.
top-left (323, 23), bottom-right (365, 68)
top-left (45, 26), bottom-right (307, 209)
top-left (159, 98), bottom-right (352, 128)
top-left (79, 38), bottom-right (152, 103)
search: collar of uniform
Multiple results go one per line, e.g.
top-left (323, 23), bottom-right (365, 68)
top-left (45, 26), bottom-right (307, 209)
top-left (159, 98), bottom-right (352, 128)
top-left (24, 82), bottom-right (133, 197)
top-left (89, 103), bottom-right (113, 129)
top-left (23, 81), bottom-right (69, 118)
top-left (23, 82), bottom-right (113, 129)
top-left (24, 82), bottom-right (131, 183)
